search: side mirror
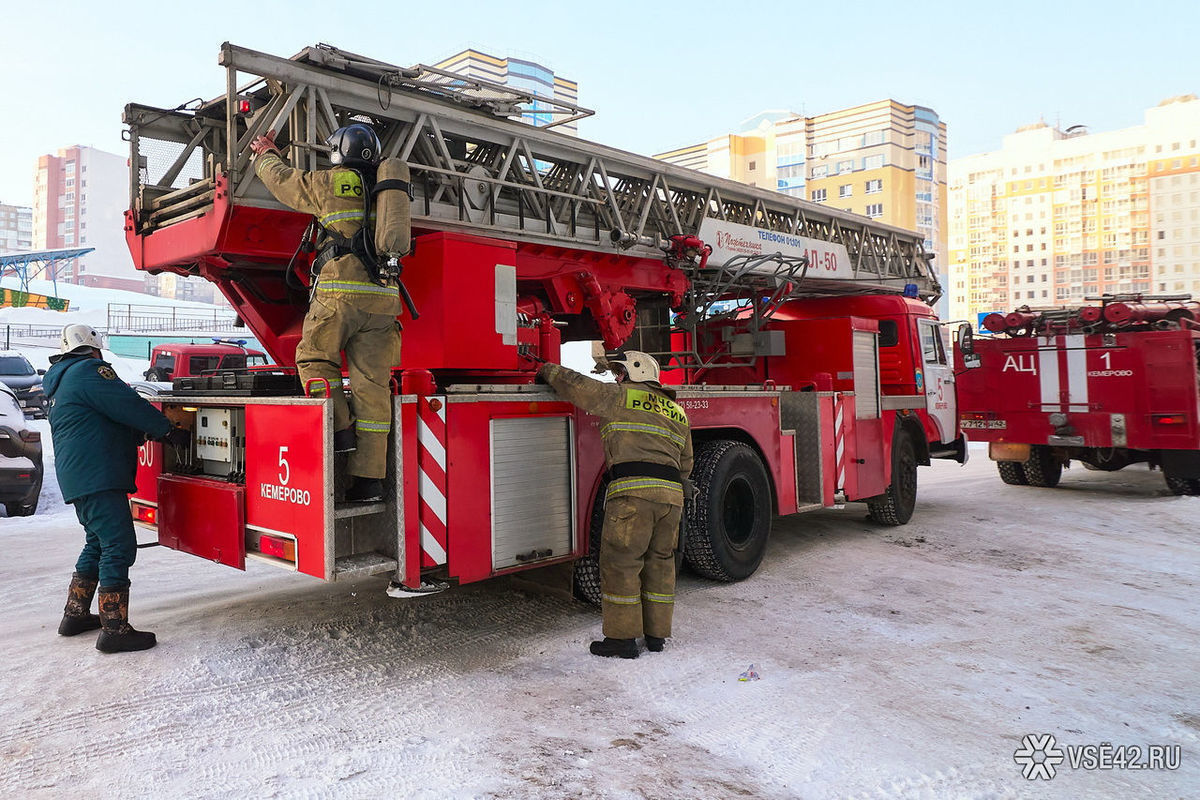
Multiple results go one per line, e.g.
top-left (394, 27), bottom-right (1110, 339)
top-left (958, 323), bottom-right (981, 369)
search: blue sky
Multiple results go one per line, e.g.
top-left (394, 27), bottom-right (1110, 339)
top-left (3, 0), bottom-right (1197, 206)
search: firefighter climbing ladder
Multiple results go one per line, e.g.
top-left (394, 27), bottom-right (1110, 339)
top-left (124, 43), bottom-right (940, 301)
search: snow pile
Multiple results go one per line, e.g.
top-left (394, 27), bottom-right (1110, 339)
top-left (0, 277), bottom-right (226, 332)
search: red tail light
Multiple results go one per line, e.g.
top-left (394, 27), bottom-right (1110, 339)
top-left (1153, 414), bottom-right (1187, 426)
top-left (259, 534), bottom-right (296, 562)
top-left (132, 503), bottom-right (157, 525)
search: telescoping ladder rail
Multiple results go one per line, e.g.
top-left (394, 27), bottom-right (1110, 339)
top-left (124, 43), bottom-right (940, 300)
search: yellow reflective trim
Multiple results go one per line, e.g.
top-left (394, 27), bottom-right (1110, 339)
top-left (624, 389), bottom-right (687, 425)
top-left (316, 281), bottom-right (399, 296)
top-left (319, 209), bottom-right (366, 225)
top-left (602, 421), bottom-right (686, 449)
top-left (641, 591), bottom-right (674, 604)
top-left (355, 419), bottom-right (391, 432)
top-left (602, 593), bottom-right (641, 605)
top-left (607, 477), bottom-right (683, 497)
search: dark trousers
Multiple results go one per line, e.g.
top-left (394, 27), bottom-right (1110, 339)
top-left (73, 489), bottom-right (137, 588)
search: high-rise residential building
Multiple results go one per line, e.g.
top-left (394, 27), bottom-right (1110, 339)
top-left (655, 100), bottom-right (948, 286)
top-left (33, 145), bottom-right (143, 291)
top-left (0, 202), bottom-right (32, 254)
top-left (433, 49), bottom-right (580, 135)
top-left (947, 94), bottom-right (1200, 323)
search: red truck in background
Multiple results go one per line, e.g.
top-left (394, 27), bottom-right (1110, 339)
top-left (120, 43), bottom-right (965, 599)
top-left (143, 339), bottom-right (269, 381)
top-left (955, 296), bottom-right (1200, 494)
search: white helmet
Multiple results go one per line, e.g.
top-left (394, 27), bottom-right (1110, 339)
top-left (60, 324), bottom-right (103, 356)
top-left (609, 350), bottom-right (661, 384)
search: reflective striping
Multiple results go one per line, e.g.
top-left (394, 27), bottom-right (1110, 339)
top-left (1038, 334), bottom-right (1060, 408)
top-left (601, 421), bottom-right (686, 449)
top-left (1065, 334), bottom-right (1089, 412)
top-left (602, 593), bottom-right (641, 605)
top-left (607, 477), bottom-right (683, 497)
top-left (319, 209), bottom-right (365, 225)
top-left (355, 418), bottom-right (390, 433)
top-left (316, 280), bottom-right (399, 296)
top-left (419, 466), bottom-right (447, 526)
top-left (834, 398), bottom-right (845, 492)
top-left (641, 591), bottom-right (674, 604)
top-left (419, 522), bottom-right (447, 564)
top-left (417, 417), bottom-right (447, 469)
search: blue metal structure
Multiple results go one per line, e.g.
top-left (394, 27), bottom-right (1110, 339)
top-left (0, 247), bottom-right (95, 293)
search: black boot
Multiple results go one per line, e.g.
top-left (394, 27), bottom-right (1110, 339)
top-left (589, 637), bottom-right (638, 659)
top-left (58, 572), bottom-right (102, 636)
top-left (645, 635), bottom-right (666, 653)
top-left (345, 477), bottom-right (383, 503)
top-left (96, 586), bottom-right (156, 653)
top-left (333, 428), bottom-right (357, 453)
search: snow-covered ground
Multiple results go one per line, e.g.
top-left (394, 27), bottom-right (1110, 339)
top-left (1, 439), bottom-right (1197, 799)
top-left (0, 277), bottom-right (225, 332)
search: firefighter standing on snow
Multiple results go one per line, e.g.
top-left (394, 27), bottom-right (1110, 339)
top-left (539, 352), bottom-right (693, 659)
top-left (249, 123), bottom-right (406, 503)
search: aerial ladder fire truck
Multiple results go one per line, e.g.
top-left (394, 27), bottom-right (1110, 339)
top-left (122, 43), bottom-right (965, 598)
top-left (956, 296), bottom-right (1200, 494)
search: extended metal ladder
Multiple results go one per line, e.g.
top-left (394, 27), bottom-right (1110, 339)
top-left (124, 43), bottom-right (940, 301)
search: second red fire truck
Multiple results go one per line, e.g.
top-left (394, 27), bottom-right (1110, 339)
top-left (956, 297), bottom-right (1200, 495)
top-left (121, 43), bottom-right (965, 598)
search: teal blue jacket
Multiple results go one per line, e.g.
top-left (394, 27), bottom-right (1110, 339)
top-left (43, 355), bottom-right (171, 503)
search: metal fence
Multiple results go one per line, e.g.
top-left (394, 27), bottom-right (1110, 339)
top-left (3, 324), bottom-right (64, 348)
top-left (107, 303), bottom-right (238, 333)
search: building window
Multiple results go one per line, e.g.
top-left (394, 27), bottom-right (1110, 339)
top-left (837, 160), bottom-right (854, 174)
top-left (839, 184), bottom-right (852, 198)
top-left (748, 160), bottom-right (757, 171)
top-left (811, 188), bottom-right (827, 202)
top-left (865, 203), bottom-right (883, 218)
top-left (866, 179), bottom-right (882, 194)
top-left (863, 154), bottom-right (885, 171)
top-left (811, 166), bottom-right (828, 179)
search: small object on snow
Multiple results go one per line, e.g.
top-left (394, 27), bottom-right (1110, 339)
top-left (386, 579), bottom-right (448, 598)
top-left (738, 664), bottom-right (760, 682)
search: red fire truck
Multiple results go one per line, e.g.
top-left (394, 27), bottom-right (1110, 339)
top-left (956, 297), bottom-right (1200, 494)
top-left (122, 43), bottom-right (964, 598)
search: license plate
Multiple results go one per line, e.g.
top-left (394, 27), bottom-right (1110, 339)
top-left (961, 419), bottom-right (1006, 430)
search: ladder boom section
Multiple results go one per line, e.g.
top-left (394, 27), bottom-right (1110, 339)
top-left (126, 43), bottom-right (939, 299)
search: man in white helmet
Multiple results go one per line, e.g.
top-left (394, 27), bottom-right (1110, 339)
top-left (539, 350), bottom-right (693, 658)
top-left (42, 325), bottom-right (189, 653)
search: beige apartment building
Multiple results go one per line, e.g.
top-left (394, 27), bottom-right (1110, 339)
top-left (947, 94), bottom-right (1200, 322)
top-left (433, 49), bottom-right (580, 136)
top-left (655, 100), bottom-right (948, 290)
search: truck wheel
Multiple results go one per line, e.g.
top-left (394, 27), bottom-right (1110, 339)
top-left (867, 433), bottom-right (918, 526)
top-left (572, 483), bottom-right (605, 606)
top-left (1023, 445), bottom-right (1062, 488)
top-left (1165, 475), bottom-right (1200, 496)
top-left (997, 461), bottom-right (1029, 485)
top-left (684, 440), bottom-right (772, 582)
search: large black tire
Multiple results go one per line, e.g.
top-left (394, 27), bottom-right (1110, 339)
top-left (997, 461), bottom-right (1029, 485)
top-left (572, 483), bottom-right (605, 606)
top-left (684, 440), bottom-right (772, 582)
top-left (145, 368), bottom-right (170, 382)
top-left (1165, 475), bottom-right (1200, 496)
top-left (1023, 445), bottom-right (1063, 488)
top-left (867, 433), bottom-right (918, 526)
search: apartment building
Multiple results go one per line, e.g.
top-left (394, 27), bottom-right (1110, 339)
top-left (0, 202), bottom-right (32, 254)
top-left (655, 101), bottom-right (948, 279)
top-left (947, 95), bottom-right (1200, 322)
top-left (433, 49), bottom-right (580, 135)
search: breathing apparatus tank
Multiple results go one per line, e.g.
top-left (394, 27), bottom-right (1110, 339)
top-left (374, 158), bottom-right (412, 264)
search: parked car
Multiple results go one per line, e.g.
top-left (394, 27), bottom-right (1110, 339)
top-left (143, 339), bottom-right (269, 381)
top-left (0, 383), bottom-right (43, 516)
top-left (0, 351), bottom-right (47, 418)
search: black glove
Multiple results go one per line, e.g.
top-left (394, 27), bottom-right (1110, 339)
top-left (158, 426), bottom-right (191, 449)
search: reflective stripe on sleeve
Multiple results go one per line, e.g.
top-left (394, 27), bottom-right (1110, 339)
top-left (319, 209), bottom-right (366, 226)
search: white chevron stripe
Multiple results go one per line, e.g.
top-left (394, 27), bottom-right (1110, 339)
top-left (417, 417), bottom-right (447, 469)
top-left (419, 470), bottom-right (447, 526)
top-left (420, 522), bottom-right (447, 565)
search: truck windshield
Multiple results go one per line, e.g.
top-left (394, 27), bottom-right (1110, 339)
top-left (0, 357), bottom-right (34, 375)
